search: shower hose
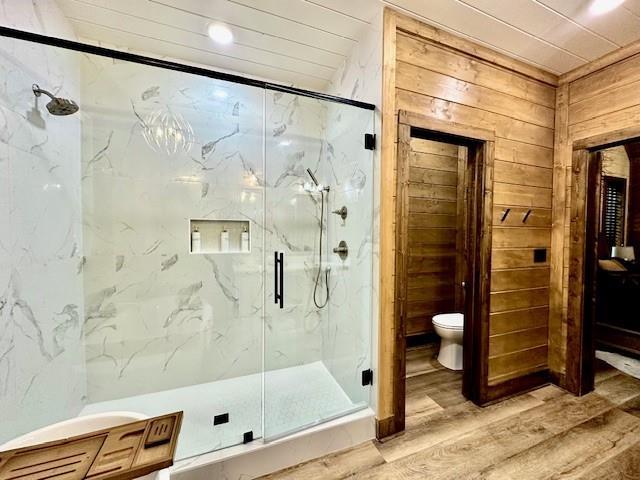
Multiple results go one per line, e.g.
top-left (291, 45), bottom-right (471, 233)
top-left (313, 189), bottom-right (330, 309)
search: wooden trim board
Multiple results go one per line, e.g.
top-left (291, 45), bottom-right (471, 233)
top-left (560, 38), bottom-right (640, 84)
top-left (393, 121), bottom-right (411, 433)
top-left (391, 10), bottom-right (558, 87)
top-left (377, 5), bottom-right (399, 437)
top-left (398, 112), bottom-right (496, 142)
top-left (563, 128), bottom-right (640, 395)
top-left (387, 110), bottom-right (495, 438)
top-left (572, 127), bottom-right (640, 151)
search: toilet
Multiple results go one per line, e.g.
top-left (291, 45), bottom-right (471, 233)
top-left (432, 313), bottom-right (464, 370)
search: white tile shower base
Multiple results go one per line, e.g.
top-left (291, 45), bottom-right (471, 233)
top-left (81, 361), bottom-right (366, 460)
top-left (171, 408), bottom-right (375, 480)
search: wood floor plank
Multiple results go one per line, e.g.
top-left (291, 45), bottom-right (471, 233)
top-left (474, 408), bottom-right (640, 480)
top-left (406, 345), bottom-right (441, 378)
top-left (575, 440), bottom-right (640, 480)
top-left (595, 359), bottom-right (621, 385)
top-left (370, 393), bottom-right (613, 478)
top-left (375, 394), bottom-right (545, 462)
top-left (528, 384), bottom-right (565, 402)
top-left (405, 393), bottom-right (444, 426)
top-left (405, 370), bottom-right (465, 410)
top-left (264, 362), bottom-right (639, 480)
top-left (595, 374), bottom-right (640, 406)
top-left (405, 369), bottom-right (460, 393)
top-left (619, 395), bottom-right (640, 420)
top-left (260, 442), bottom-right (385, 479)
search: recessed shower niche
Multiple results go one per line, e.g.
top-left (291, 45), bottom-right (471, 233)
top-left (189, 219), bottom-right (251, 254)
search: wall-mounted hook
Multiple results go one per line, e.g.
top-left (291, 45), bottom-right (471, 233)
top-left (500, 208), bottom-right (511, 222)
top-left (522, 209), bottom-right (532, 223)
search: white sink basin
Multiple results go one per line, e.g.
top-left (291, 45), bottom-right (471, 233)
top-left (0, 412), bottom-right (170, 480)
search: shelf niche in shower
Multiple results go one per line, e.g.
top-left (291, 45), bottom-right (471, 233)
top-left (189, 219), bottom-right (251, 254)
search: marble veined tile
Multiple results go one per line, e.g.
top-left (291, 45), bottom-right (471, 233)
top-left (0, 0), bottom-right (85, 445)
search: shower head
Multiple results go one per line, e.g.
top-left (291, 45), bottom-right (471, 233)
top-left (32, 84), bottom-right (79, 116)
top-left (306, 168), bottom-right (320, 187)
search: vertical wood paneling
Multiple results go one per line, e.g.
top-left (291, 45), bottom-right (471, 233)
top-left (378, 8), bottom-right (399, 435)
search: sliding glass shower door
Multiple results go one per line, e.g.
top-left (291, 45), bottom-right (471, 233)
top-left (263, 91), bottom-right (374, 440)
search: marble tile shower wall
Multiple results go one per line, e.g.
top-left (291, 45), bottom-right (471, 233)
top-left (80, 59), bottom-right (335, 402)
top-left (0, 0), bottom-right (85, 444)
top-left (324, 6), bottom-right (383, 405)
top-left (80, 57), bottom-right (265, 402)
top-left (323, 104), bottom-right (374, 404)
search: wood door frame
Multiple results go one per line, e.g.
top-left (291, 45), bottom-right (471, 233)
top-left (388, 111), bottom-right (494, 436)
top-left (566, 127), bottom-right (640, 395)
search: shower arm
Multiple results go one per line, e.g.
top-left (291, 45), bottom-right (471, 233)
top-left (32, 84), bottom-right (56, 101)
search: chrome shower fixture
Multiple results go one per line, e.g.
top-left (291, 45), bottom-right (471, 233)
top-left (307, 167), bottom-right (330, 309)
top-left (306, 168), bottom-right (329, 192)
top-left (332, 206), bottom-right (347, 221)
top-left (32, 84), bottom-right (79, 116)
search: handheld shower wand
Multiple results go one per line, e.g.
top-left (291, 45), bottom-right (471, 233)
top-left (306, 169), bottom-right (330, 309)
top-left (306, 168), bottom-right (329, 192)
top-left (306, 168), bottom-right (319, 187)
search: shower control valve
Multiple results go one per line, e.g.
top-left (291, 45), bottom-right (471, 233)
top-left (332, 206), bottom-right (348, 222)
top-left (333, 240), bottom-right (349, 261)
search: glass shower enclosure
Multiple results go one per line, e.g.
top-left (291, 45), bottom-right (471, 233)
top-left (0, 29), bottom-right (374, 460)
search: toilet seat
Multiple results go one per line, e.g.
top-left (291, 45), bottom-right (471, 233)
top-left (432, 312), bottom-right (464, 330)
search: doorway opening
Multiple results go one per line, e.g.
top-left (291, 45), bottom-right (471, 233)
top-left (388, 112), bottom-right (494, 436)
top-left (402, 131), bottom-right (469, 424)
top-left (569, 138), bottom-right (640, 394)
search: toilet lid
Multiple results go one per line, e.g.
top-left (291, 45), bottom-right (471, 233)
top-left (432, 313), bottom-right (464, 330)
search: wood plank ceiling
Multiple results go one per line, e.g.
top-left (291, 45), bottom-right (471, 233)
top-left (55, 0), bottom-right (640, 90)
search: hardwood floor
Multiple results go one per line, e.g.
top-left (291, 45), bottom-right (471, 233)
top-left (262, 350), bottom-right (640, 480)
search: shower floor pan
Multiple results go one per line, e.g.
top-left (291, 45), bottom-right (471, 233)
top-left (80, 361), bottom-right (367, 461)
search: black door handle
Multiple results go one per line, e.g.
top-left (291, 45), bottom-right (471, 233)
top-left (274, 251), bottom-right (284, 309)
top-left (279, 252), bottom-right (284, 309)
top-left (274, 251), bottom-right (278, 305)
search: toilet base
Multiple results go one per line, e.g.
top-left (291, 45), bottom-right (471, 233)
top-left (437, 338), bottom-right (463, 370)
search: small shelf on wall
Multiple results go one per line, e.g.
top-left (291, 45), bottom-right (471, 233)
top-left (190, 219), bottom-right (251, 254)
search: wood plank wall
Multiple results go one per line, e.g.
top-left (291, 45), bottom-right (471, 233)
top-left (381, 9), bottom-right (556, 408)
top-left (406, 138), bottom-right (461, 336)
top-left (396, 30), bottom-right (554, 386)
top-left (551, 50), bottom-right (640, 381)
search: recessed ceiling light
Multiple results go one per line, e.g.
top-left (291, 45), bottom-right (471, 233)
top-left (208, 23), bottom-right (233, 45)
top-left (589, 0), bottom-right (626, 15)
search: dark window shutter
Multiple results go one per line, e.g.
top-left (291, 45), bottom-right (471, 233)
top-left (602, 176), bottom-right (627, 247)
